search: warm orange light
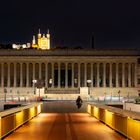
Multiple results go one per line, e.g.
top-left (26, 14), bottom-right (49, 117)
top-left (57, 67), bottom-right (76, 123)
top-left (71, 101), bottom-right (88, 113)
top-left (94, 107), bottom-right (99, 119)
top-left (29, 107), bottom-right (35, 118)
top-left (37, 105), bottom-right (41, 113)
top-left (15, 111), bottom-right (23, 128)
top-left (87, 105), bottom-right (91, 114)
top-left (127, 117), bottom-right (140, 140)
top-left (105, 110), bottom-right (115, 128)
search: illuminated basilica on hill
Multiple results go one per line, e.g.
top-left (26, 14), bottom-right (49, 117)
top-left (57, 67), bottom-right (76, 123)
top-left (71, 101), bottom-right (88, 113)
top-left (32, 29), bottom-right (50, 50)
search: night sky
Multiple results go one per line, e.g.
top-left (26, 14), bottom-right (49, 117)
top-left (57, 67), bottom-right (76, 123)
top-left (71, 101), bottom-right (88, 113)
top-left (0, 0), bottom-right (140, 49)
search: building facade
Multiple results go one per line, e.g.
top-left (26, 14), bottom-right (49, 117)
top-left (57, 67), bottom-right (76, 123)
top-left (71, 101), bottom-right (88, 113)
top-left (0, 49), bottom-right (139, 100)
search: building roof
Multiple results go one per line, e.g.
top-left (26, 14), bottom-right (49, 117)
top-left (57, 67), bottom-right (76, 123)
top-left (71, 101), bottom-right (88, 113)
top-left (0, 48), bottom-right (139, 57)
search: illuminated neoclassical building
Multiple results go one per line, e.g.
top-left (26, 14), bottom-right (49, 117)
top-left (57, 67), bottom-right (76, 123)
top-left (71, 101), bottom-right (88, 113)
top-left (32, 29), bottom-right (50, 50)
top-left (0, 48), bottom-right (140, 100)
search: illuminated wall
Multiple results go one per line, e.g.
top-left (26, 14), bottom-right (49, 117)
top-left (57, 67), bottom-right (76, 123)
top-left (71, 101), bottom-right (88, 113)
top-left (87, 104), bottom-right (140, 140)
top-left (0, 103), bottom-right (42, 139)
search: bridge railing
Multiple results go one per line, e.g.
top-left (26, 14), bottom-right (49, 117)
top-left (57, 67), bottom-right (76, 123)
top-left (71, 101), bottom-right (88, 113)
top-left (0, 102), bottom-right (42, 139)
top-left (87, 103), bottom-right (140, 140)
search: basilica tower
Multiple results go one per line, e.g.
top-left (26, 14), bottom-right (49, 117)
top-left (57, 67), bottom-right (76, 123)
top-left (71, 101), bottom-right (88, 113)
top-left (37, 29), bottom-right (41, 48)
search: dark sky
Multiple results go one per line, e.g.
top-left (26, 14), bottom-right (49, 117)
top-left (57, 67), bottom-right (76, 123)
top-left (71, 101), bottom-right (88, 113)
top-left (0, 0), bottom-right (140, 49)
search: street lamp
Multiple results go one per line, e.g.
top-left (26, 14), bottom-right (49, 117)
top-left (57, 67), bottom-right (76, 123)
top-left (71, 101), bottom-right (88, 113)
top-left (110, 92), bottom-right (112, 102)
top-left (49, 78), bottom-right (52, 87)
top-left (32, 80), bottom-right (37, 102)
top-left (32, 80), bottom-right (37, 95)
top-left (104, 92), bottom-right (106, 102)
top-left (87, 80), bottom-right (92, 95)
top-left (10, 89), bottom-right (13, 101)
top-left (74, 78), bottom-right (77, 87)
top-left (17, 90), bottom-right (20, 102)
top-left (127, 92), bottom-right (129, 102)
top-left (118, 90), bottom-right (121, 102)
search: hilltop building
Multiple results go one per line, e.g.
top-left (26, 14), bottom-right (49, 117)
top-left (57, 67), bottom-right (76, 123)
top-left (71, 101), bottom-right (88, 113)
top-left (32, 29), bottom-right (50, 50)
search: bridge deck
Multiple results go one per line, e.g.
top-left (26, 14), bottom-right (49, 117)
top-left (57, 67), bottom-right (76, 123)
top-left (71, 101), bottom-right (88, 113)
top-left (5, 113), bottom-right (125, 140)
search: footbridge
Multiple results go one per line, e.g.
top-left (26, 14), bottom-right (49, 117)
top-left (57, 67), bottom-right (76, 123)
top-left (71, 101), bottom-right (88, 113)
top-left (0, 101), bottom-right (139, 140)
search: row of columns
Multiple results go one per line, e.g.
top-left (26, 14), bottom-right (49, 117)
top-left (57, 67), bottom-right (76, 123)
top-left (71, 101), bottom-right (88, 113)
top-left (0, 62), bottom-right (137, 88)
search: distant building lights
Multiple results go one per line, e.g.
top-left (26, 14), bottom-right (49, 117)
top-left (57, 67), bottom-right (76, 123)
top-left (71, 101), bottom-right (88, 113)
top-left (12, 43), bottom-right (31, 49)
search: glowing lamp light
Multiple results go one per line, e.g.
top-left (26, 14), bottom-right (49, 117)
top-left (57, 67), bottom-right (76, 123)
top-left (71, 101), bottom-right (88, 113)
top-left (33, 80), bottom-right (37, 84)
top-left (87, 80), bottom-right (92, 84)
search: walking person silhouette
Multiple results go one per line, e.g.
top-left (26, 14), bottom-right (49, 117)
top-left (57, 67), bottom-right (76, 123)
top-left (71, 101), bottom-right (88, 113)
top-left (76, 96), bottom-right (83, 109)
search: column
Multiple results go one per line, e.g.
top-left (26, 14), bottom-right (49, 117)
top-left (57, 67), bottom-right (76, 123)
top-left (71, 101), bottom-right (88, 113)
top-left (20, 63), bottom-right (23, 87)
top-left (134, 63), bottom-right (137, 87)
top-left (109, 63), bottom-right (112, 87)
top-left (58, 63), bottom-right (61, 88)
top-left (128, 63), bottom-right (131, 87)
top-left (39, 63), bottom-right (42, 79)
top-left (91, 63), bottom-right (93, 87)
top-left (72, 63), bottom-right (74, 88)
top-left (84, 63), bottom-right (87, 87)
top-left (122, 63), bottom-right (125, 87)
top-left (97, 63), bottom-right (99, 87)
top-left (103, 63), bottom-right (106, 87)
top-left (52, 63), bottom-right (54, 88)
top-left (7, 63), bottom-right (10, 87)
top-left (1, 63), bottom-right (4, 87)
top-left (45, 63), bottom-right (48, 88)
top-left (14, 63), bottom-right (17, 87)
top-left (33, 63), bottom-right (35, 80)
top-left (26, 63), bottom-right (29, 87)
top-left (116, 63), bottom-right (119, 87)
top-left (78, 63), bottom-right (81, 87)
top-left (65, 63), bottom-right (68, 88)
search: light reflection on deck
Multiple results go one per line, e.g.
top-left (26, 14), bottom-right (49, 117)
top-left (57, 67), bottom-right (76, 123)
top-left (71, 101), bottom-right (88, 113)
top-left (5, 113), bottom-right (125, 140)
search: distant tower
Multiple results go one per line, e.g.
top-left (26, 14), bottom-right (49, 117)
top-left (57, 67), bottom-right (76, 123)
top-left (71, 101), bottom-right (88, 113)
top-left (46, 29), bottom-right (50, 49)
top-left (38, 29), bottom-right (41, 48)
top-left (47, 29), bottom-right (50, 38)
top-left (38, 29), bottom-right (41, 38)
top-left (32, 35), bottom-right (38, 48)
top-left (32, 35), bottom-right (36, 44)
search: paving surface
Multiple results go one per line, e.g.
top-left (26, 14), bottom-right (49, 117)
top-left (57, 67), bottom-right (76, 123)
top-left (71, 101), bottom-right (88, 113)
top-left (5, 113), bottom-right (125, 140)
top-left (42, 100), bottom-right (87, 113)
